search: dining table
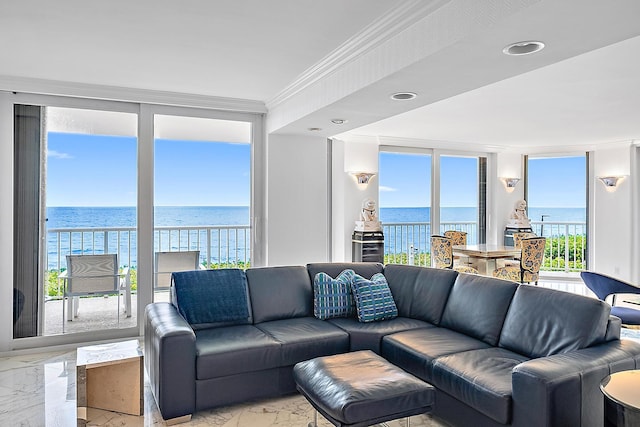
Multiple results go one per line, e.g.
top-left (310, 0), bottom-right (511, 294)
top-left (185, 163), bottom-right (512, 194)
top-left (452, 244), bottom-right (521, 276)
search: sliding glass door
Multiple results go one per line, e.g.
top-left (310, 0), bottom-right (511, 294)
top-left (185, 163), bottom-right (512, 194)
top-left (153, 114), bottom-right (252, 301)
top-left (13, 99), bottom-right (138, 338)
top-left (378, 150), bottom-right (432, 265)
top-left (526, 155), bottom-right (587, 272)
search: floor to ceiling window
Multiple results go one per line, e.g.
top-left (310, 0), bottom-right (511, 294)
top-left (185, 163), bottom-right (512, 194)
top-left (526, 154), bottom-right (588, 272)
top-left (378, 148), bottom-right (487, 266)
top-left (153, 114), bottom-right (251, 301)
top-left (13, 100), bottom-right (138, 339)
top-left (378, 149), bottom-right (432, 265)
top-left (6, 94), bottom-right (263, 350)
top-left (439, 155), bottom-right (486, 244)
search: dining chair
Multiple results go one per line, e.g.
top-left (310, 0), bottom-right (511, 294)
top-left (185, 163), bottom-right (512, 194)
top-left (500, 231), bottom-right (538, 267)
top-left (154, 250), bottom-right (202, 290)
top-left (430, 235), bottom-right (478, 274)
top-left (512, 232), bottom-right (537, 249)
top-left (443, 230), bottom-right (467, 245)
top-left (580, 271), bottom-right (640, 326)
top-left (60, 254), bottom-right (131, 328)
top-left (493, 237), bottom-right (546, 284)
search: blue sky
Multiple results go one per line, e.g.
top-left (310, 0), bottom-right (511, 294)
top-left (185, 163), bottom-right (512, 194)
top-left (379, 152), bottom-right (586, 208)
top-left (46, 132), bottom-right (250, 207)
top-left (47, 132), bottom-right (585, 210)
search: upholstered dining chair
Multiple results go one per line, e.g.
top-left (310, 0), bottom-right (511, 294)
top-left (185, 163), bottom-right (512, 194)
top-left (493, 237), bottom-right (546, 284)
top-left (430, 235), bottom-right (478, 274)
top-left (443, 230), bottom-right (467, 245)
top-left (580, 271), bottom-right (640, 326)
top-left (501, 231), bottom-right (537, 267)
top-left (512, 232), bottom-right (537, 249)
top-left (444, 230), bottom-right (472, 267)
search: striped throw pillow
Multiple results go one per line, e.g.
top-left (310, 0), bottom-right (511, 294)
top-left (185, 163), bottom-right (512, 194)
top-left (350, 273), bottom-right (398, 323)
top-left (313, 269), bottom-right (356, 320)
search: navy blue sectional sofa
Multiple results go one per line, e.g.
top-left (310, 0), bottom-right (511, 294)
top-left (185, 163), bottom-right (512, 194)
top-left (144, 263), bottom-right (640, 426)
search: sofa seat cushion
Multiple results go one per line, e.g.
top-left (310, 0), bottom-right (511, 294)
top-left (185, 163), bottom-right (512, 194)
top-left (195, 325), bottom-right (281, 380)
top-left (328, 317), bottom-right (432, 354)
top-left (432, 347), bottom-right (530, 425)
top-left (256, 317), bottom-right (349, 365)
top-left (381, 327), bottom-right (490, 382)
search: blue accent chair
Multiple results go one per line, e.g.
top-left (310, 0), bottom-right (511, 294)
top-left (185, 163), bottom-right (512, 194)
top-left (581, 271), bottom-right (640, 325)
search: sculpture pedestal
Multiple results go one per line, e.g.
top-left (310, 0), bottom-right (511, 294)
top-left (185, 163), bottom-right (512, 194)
top-left (354, 221), bottom-right (382, 232)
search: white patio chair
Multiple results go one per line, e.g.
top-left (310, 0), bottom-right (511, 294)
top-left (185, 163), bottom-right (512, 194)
top-left (154, 250), bottom-right (202, 290)
top-left (60, 254), bottom-right (131, 329)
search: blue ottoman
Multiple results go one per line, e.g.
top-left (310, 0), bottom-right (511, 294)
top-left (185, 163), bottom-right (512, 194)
top-left (293, 350), bottom-right (434, 427)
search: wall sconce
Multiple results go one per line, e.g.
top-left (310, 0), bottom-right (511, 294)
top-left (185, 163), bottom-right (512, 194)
top-left (350, 172), bottom-right (376, 186)
top-left (597, 176), bottom-right (627, 192)
top-left (500, 177), bottom-right (520, 193)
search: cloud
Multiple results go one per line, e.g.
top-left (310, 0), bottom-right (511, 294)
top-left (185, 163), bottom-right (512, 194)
top-left (47, 150), bottom-right (73, 159)
top-left (379, 186), bottom-right (397, 192)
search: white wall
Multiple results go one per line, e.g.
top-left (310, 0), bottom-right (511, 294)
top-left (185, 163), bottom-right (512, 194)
top-left (331, 139), bottom-right (378, 261)
top-left (493, 152), bottom-right (525, 244)
top-left (591, 144), bottom-right (633, 279)
top-left (266, 134), bottom-right (330, 266)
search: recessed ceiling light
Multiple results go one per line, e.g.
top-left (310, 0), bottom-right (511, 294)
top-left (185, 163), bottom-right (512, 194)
top-left (502, 41), bottom-right (545, 56)
top-left (390, 92), bottom-right (417, 101)
top-left (308, 127), bottom-right (322, 131)
top-left (331, 119), bottom-right (348, 125)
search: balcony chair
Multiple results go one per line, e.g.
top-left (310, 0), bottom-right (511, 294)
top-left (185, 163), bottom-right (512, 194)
top-left (430, 235), bottom-right (478, 274)
top-left (580, 271), bottom-right (640, 327)
top-left (493, 237), bottom-right (546, 285)
top-left (154, 250), bottom-right (202, 290)
top-left (60, 254), bottom-right (131, 328)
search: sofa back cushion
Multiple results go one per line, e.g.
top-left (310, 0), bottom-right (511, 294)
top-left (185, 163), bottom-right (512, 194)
top-left (307, 262), bottom-right (383, 282)
top-left (172, 269), bottom-right (251, 328)
top-left (246, 266), bottom-right (312, 323)
top-left (383, 264), bottom-right (458, 324)
top-left (499, 285), bottom-right (611, 358)
top-left (440, 275), bottom-right (518, 345)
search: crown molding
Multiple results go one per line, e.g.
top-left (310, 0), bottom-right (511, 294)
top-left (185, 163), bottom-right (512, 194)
top-left (265, 0), bottom-right (451, 110)
top-left (0, 75), bottom-right (267, 113)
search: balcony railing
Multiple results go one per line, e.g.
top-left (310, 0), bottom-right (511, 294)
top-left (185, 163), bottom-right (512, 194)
top-left (382, 220), bottom-right (586, 273)
top-left (47, 225), bottom-right (251, 272)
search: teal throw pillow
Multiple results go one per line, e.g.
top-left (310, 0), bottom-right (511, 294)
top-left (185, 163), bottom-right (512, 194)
top-left (350, 273), bottom-right (398, 323)
top-left (313, 269), bottom-right (357, 320)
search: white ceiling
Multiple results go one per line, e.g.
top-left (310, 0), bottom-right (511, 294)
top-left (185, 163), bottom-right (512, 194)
top-left (2, 0), bottom-right (640, 150)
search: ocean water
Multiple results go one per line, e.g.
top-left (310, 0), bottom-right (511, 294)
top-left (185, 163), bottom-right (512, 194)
top-left (45, 206), bottom-right (585, 269)
top-left (47, 206), bottom-right (586, 229)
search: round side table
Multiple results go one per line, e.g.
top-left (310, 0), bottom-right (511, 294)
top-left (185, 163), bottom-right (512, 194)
top-left (600, 370), bottom-right (640, 427)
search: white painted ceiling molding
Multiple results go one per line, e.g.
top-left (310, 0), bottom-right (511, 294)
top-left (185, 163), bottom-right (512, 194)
top-left (0, 75), bottom-right (267, 114)
top-left (265, 0), bottom-right (450, 110)
top-left (266, 0), bottom-right (540, 134)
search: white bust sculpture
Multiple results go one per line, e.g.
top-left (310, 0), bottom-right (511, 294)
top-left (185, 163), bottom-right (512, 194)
top-left (355, 198), bottom-right (382, 231)
top-left (360, 198), bottom-right (377, 222)
top-left (507, 199), bottom-right (531, 227)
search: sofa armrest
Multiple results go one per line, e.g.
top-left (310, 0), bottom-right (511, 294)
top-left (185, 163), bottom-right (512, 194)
top-left (512, 339), bottom-right (640, 427)
top-left (144, 302), bottom-right (196, 421)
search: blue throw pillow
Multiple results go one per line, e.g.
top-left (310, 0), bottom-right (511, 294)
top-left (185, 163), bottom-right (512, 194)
top-left (350, 273), bottom-right (398, 323)
top-left (313, 269), bottom-right (357, 320)
top-left (172, 269), bottom-right (250, 325)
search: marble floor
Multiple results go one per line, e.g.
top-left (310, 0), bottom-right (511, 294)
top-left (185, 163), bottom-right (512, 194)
top-left (0, 345), bottom-right (449, 427)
